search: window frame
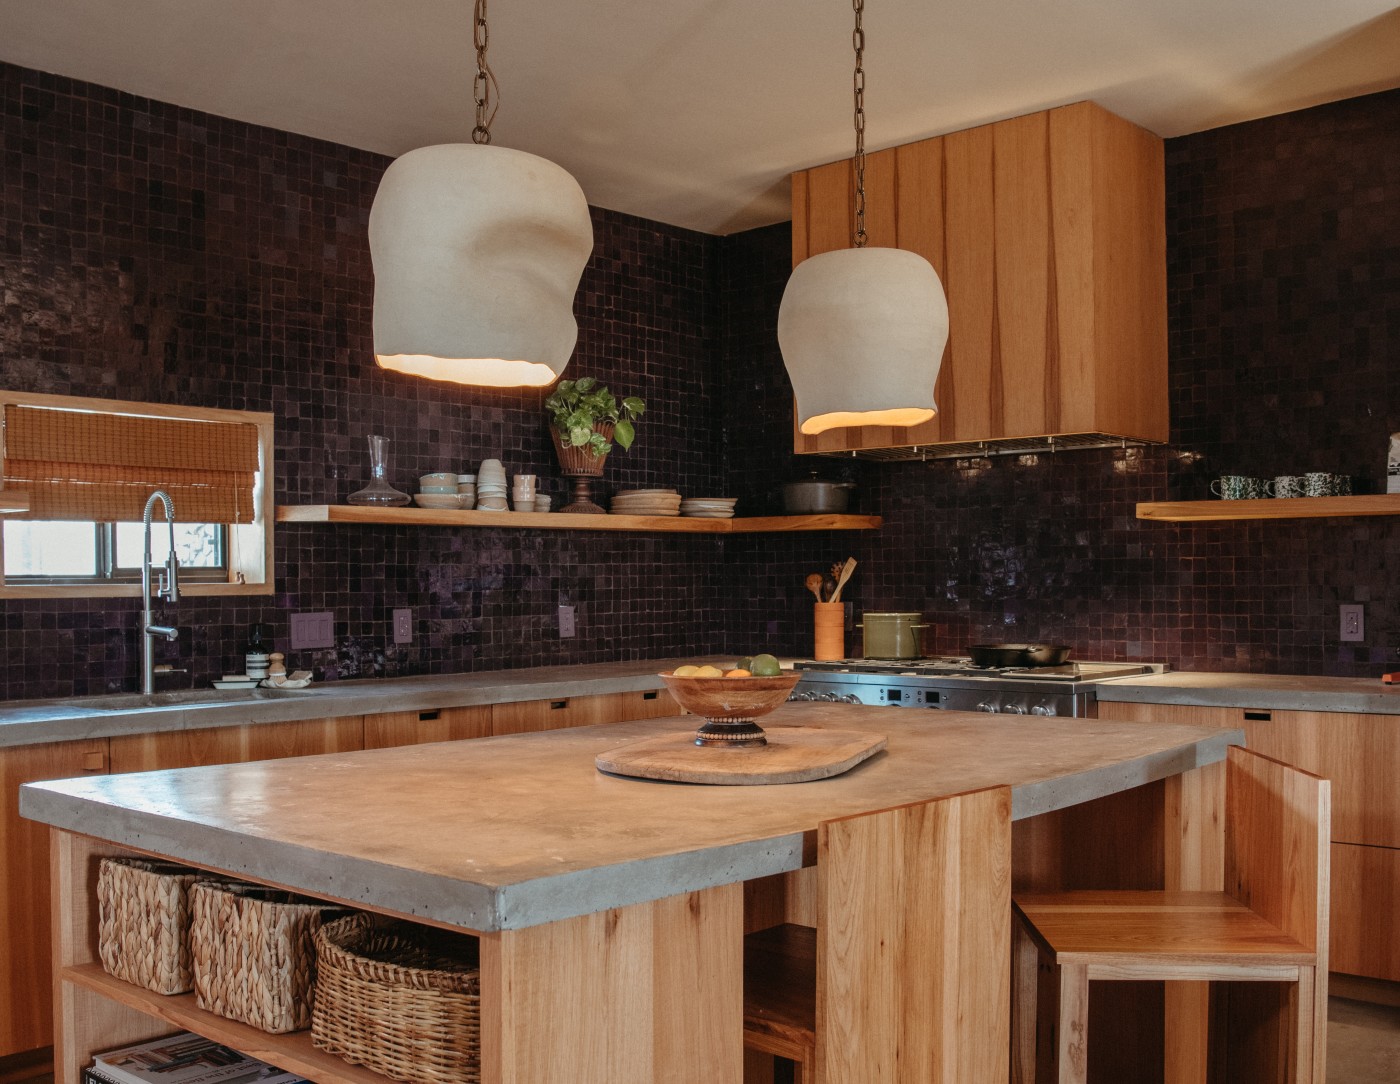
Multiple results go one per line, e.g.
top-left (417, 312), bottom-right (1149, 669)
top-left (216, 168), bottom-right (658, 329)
top-left (0, 391), bottom-right (274, 598)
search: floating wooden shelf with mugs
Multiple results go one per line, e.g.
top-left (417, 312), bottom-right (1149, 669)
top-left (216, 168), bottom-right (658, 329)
top-left (276, 505), bottom-right (881, 533)
top-left (1136, 494), bottom-right (1400, 522)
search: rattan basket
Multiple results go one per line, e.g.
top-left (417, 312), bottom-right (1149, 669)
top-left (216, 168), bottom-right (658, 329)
top-left (190, 880), bottom-right (347, 1034)
top-left (96, 857), bottom-right (204, 995)
top-left (312, 912), bottom-right (481, 1084)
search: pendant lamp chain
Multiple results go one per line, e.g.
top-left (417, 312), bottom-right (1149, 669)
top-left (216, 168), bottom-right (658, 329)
top-left (852, 0), bottom-right (867, 248)
top-left (472, 0), bottom-right (499, 145)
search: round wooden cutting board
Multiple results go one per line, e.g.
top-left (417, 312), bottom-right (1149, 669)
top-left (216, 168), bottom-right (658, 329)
top-left (595, 726), bottom-right (887, 785)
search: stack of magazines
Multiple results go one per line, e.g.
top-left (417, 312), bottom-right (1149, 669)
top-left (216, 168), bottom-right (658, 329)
top-left (85, 1032), bottom-right (309, 1084)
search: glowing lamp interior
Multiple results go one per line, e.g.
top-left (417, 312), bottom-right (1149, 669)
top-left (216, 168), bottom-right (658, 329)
top-left (376, 353), bottom-right (559, 389)
top-left (799, 406), bottom-right (936, 435)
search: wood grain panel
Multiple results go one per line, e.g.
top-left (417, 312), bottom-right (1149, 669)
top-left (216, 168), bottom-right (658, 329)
top-left (818, 786), bottom-right (1012, 1083)
top-left (1047, 102), bottom-right (1099, 434)
top-left (1087, 104), bottom-right (1169, 443)
top-left (363, 705), bottom-right (492, 749)
top-left (894, 136), bottom-right (950, 446)
top-left (1, 739), bottom-right (108, 1058)
top-left (483, 885), bottom-right (742, 1083)
top-left (790, 169), bottom-right (810, 266)
top-left (943, 123), bottom-right (997, 442)
top-left (802, 158), bottom-right (854, 258)
top-left (107, 717), bottom-right (363, 773)
top-left (1330, 842), bottom-right (1400, 980)
top-left (1137, 494), bottom-right (1400, 522)
top-left (993, 111), bottom-right (1053, 437)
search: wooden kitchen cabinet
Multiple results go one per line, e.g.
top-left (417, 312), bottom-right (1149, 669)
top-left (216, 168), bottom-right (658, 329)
top-left (363, 705), bottom-right (493, 749)
top-left (107, 716), bottom-right (364, 773)
top-left (1106, 698), bottom-right (1400, 983)
top-left (491, 689), bottom-right (677, 736)
top-left (0, 737), bottom-right (108, 1058)
top-left (789, 100), bottom-right (1167, 457)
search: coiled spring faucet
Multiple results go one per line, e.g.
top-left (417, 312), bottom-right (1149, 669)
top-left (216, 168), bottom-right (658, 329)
top-left (141, 489), bottom-right (181, 694)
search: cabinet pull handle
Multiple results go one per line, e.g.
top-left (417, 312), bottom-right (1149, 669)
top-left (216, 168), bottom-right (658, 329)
top-left (550, 700), bottom-right (569, 710)
top-left (1243, 710), bottom-right (1272, 722)
top-left (642, 690), bottom-right (658, 701)
top-left (418, 710), bottom-right (440, 722)
top-left (82, 751), bottom-right (107, 772)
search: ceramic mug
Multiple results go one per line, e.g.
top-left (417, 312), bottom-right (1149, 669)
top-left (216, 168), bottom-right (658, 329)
top-left (1273, 475), bottom-right (1305, 499)
top-left (1304, 472), bottom-right (1351, 497)
top-left (1211, 475), bottom-right (1266, 500)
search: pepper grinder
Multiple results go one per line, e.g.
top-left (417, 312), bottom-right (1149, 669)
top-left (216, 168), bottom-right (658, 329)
top-left (267, 652), bottom-right (287, 680)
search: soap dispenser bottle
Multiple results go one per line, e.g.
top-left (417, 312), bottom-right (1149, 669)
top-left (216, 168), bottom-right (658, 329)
top-left (245, 623), bottom-right (273, 681)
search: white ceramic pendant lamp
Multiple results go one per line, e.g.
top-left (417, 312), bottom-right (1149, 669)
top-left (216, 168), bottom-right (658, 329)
top-left (778, 0), bottom-right (949, 435)
top-left (369, 0), bottom-right (593, 388)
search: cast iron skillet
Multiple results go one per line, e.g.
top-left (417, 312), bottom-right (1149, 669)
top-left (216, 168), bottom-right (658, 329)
top-left (968, 643), bottom-right (1072, 668)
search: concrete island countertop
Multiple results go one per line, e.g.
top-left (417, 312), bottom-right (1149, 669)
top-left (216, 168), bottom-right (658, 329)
top-left (1096, 670), bottom-right (1400, 715)
top-left (21, 702), bottom-right (1241, 932)
top-left (0, 655), bottom-right (735, 749)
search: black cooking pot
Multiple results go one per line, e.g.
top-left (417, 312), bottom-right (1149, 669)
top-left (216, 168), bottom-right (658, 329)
top-left (968, 643), bottom-right (1072, 668)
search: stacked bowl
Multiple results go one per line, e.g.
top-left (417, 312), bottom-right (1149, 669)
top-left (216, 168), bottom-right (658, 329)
top-left (680, 497), bottom-right (737, 519)
top-left (415, 472), bottom-right (464, 509)
top-left (609, 489), bottom-right (682, 516)
top-left (476, 459), bottom-right (509, 511)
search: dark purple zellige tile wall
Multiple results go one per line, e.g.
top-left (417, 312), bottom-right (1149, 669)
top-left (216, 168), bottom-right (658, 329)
top-left (0, 61), bottom-right (728, 698)
top-left (719, 89), bottom-right (1400, 677)
top-left (3, 59), bottom-right (1399, 701)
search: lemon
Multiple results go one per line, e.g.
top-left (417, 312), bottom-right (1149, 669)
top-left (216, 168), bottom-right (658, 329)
top-left (749, 654), bottom-right (781, 677)
top-left (673, 664), bottom-right (700, 677)
top-left (694, 664), bottom-right (725, 678)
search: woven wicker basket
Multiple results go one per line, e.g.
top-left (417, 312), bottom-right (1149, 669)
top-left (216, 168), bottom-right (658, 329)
top-left (550, 423), bottom-right (613, 476)
top-left (97, 857), bottom-right (204, 995)
top-left (312, 913), bottom-right (481, 1084)
top-left (190, 881), bottom-right (347, 1033)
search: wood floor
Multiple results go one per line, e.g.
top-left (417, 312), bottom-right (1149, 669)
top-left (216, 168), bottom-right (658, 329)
top-left (7, 995), bottom-right (1397, 1083)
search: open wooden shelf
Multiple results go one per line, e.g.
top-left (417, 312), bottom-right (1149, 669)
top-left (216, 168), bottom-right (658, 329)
top-left (64, 963), bottom-right (388, 1084)
top-left (277, 505), bottom-right (882, 533)
top-left (1136, 494), bottom-right (1400, 522)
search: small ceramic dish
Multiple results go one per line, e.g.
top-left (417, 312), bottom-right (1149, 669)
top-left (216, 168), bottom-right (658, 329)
top-left (212, 678), bottom-right (259, 690)
top-left (413, 493), bottom-right (464, 509)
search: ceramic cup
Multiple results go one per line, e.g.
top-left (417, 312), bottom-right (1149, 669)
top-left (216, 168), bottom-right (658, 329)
top-left (532, 495), bottom-right (552, 513)
top-left (420, 472), bottom-right (457, 488)
top-left (1273, 475), bottom-right (1305, 499)
top-left (1304, 472), bottom-right (1351, 497)
top-left (1211, 475), bottom-right (1267, 500)
top-left (513, 474), bottom-right (536, 497)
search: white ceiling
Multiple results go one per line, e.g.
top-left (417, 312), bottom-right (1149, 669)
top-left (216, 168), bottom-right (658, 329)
top-left (1, 0), bottom-right (1397, 234)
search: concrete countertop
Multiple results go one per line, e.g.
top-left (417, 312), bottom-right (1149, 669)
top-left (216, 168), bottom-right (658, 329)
top-left (1096, 671), bottom-right (1400, 715)
top-left (21, 704), bottom-right (1241, 932)
top-left (0, 656), bottom-right (735, 749)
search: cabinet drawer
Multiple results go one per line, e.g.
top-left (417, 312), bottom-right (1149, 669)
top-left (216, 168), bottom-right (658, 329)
top-left (491, 689), bottom-right (677, 736)
top-left (364, 706), bottom-right (492, 749)
top-left (1331, 842), bottom-right (1400, 982)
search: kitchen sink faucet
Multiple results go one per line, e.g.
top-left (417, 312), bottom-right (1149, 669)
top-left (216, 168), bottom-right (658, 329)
top-left (140, 489), bottom-right (181, 694)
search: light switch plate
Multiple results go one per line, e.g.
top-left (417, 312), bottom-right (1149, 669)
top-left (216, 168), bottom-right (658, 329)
top-left (558, 605), bottom-right (576, 638)
top-left (392, 608), bottom-right (413, 645)
top-left (1340, 604), bottom-right (1364, 642)
top-left (289, 611), bottom-right (335, 650)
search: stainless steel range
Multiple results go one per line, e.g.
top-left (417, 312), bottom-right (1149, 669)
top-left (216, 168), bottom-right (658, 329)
top-left (791, 657), bottom-right (1165, 717)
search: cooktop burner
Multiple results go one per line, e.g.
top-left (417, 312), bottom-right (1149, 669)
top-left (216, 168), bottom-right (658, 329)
top-left (793, 657), bottom-right (1160, 682)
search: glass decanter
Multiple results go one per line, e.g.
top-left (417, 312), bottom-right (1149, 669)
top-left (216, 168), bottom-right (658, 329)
top-left (347, 435), bottom-right (411, 506)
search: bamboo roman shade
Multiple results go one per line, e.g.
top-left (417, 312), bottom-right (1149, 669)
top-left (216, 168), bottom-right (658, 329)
top-left (2, 404), bottom-right (261, 523)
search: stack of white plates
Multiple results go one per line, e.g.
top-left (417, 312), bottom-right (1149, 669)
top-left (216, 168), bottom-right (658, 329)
top-left (680, 497), bottom-right (738, 519)
top-left (610, 489), bottom-right (682, 516)
top-left (477, 458), bottom-right (509, 511)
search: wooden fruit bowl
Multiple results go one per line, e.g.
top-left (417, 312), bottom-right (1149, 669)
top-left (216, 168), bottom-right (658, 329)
top-left (658, 671), bottom-right (802, 748)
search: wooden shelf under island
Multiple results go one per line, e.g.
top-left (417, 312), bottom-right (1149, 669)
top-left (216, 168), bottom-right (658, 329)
top-left (276, 505), bottom-right (882, 533)
top-left (1136, 494), bottom-right (1400, 522)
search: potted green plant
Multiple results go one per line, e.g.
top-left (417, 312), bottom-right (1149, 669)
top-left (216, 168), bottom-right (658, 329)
top-left (545, 377), bottom-right (646, 513)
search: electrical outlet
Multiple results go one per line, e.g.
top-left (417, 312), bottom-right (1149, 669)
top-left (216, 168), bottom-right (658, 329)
top-left (289, 611), bottom-right (334, 650)
top-left (392, 608), bottom-right (413, 645)
top-left (558, 605), bottom-right (576, 638)
top-left (1340, 604), bottom-right (1364, 642)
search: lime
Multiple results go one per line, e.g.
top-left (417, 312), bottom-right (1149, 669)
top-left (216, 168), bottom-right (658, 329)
top-left (749, 653), bottom-right (781, 677)
top-left (735, 656), bottom-right (754, 671)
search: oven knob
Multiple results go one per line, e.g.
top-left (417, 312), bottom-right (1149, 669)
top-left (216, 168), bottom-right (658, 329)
top-left (1031, 703), bottom-right (1057, 717)
top-left (976, 701), bottom-right (998, 713)
top-left (1002, 704), bottom-right (1026, 715)
top-left (839, 694), bottom-right (861, 704)
top-left (819, 692), bottom-right (840, 702)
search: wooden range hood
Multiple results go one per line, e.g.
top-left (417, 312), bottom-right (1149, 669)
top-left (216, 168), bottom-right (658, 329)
top-left (789, 101), bottom-right (1168, 461)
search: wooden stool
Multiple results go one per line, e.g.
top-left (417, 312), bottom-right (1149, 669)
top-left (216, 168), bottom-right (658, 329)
top-left (1012, 747), bottom-right (1329, 1084)
top-left (742, 785), bottom-right (1013, 1083)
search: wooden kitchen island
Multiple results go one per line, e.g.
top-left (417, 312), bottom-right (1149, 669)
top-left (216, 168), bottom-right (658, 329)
top-left (21, 704), bottom-right (1243, 1084)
